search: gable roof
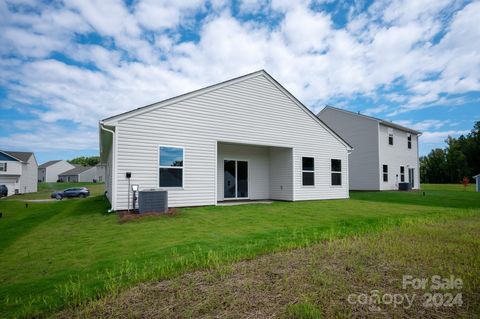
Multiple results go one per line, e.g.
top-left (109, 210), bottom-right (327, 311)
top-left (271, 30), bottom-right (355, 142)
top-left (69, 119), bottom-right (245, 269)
top-left (319, 106), bottom-right (422, 135)
top-left (59, 165), bottom-right (94, 176)
top-left (39, 160), bottom-right (62, 168)
top-left (0, 150), bottom-right (33, 162)
top-left (101, 70), bottom-right (353, 150)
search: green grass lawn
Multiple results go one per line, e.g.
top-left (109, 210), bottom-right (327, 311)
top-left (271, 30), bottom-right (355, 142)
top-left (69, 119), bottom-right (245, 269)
top-left (351, 183), bottom-right (480, 209)
top-left (3, 182), bottom-right (105, 200)
top-left (61, 215), bottom-right (480, 318)
top-left (0, 184), bottom-right (478, 317)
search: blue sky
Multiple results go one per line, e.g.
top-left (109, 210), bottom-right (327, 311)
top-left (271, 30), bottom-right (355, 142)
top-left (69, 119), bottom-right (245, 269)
top-left (0, 0), bottom-right (479, 164)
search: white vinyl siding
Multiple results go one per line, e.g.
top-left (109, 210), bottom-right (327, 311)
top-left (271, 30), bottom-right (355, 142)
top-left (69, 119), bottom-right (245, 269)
top-left (318, 108), bottom-right (380, 190)
top-left (269, 147), bottom-right (294, 201)
top-left (318, 107), bottom-right (420, 191)
top-left (0, 161), bottom-right (21, 175)
top-left (109, 74), bottom-right (349, 209)
top-left (378, 124), bottom-right (420, 190)
top-left (78, 167), bottom-right (96, 182)
top-left (17, 154), bottom-right (38, 194)
top-left (43, 161), bottom-right (75, 183)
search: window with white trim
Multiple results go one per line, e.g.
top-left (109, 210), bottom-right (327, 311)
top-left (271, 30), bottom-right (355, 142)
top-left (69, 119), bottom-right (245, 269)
top-left (159, 146), bottom-right (183, 187)
top-left (400, 166), bottom-right (405, 182)
top-left (302, 157), bottom-right (314, 186)
top-left (331, 159), bottom-right (342, 186)
top-left (383, 165), bottom-right (388, 182)
top-left (0, 162), bottom-right (6, 172)
top-left (407, 133), bottom-right (412, 149)
top-left (388, 128), bottom-right (394, 145)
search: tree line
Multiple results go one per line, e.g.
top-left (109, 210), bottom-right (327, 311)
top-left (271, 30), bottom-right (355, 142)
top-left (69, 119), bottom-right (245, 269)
top-left (420, 121), bottom-right (479, 183)
top-left (68, 156), bottom-right (100, 167)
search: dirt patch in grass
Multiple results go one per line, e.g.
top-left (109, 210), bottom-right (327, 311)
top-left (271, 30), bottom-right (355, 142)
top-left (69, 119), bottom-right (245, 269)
top-left (58, 216), bottom-right (480, 318)
top-left (117, 208), bottom-right (179, 223)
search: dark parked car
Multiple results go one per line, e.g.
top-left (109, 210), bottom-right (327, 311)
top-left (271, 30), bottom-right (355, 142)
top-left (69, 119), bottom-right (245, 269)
top-left (51, 187), bottom-right (90, 200)
top-left (0, 185), bottom-right (8, 197)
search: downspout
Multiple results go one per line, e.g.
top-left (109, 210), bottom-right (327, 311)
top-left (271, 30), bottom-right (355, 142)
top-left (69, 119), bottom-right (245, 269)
top-left (417, 132), bottom-right (422, 189)
top-left (100, 122), bottom-right (116, 213)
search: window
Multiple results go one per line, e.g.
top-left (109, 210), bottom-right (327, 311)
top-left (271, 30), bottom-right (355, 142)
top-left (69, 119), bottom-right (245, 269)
top-left (331, 159), bottom-right (342, 186)
top-left (407, 134), bottom-right (412, 149)
top-left (159, 146), bottom-right (184, 187)
top-left (0, 163), bottom-right (6, 172)
top-left (302, 157), bottom-right (314, 186)
top-left (388, 128), bottom-right (394, 145)
top-left (383, 165), bottom-right (388, 182)
top-left (400, 166), bottom-right (405, 182)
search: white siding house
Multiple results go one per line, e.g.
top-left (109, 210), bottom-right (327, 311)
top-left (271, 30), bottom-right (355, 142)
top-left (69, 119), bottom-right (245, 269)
top-left (100, 70), bottom-right (352, 211)
top-left (38, 160), bottom-right (75, 182)
top-left (0, 150), bottom-right (38, 196)
top-left (318, 106), bottom-right (421, 191)
top-left (58, 166), bottom-right (96, 182)
top-left (95, 164), bottom-right (106, 182)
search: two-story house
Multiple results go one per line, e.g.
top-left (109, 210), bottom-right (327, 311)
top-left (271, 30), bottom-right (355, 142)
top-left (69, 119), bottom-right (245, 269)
top-left (318, 106), bottom-right (421, 191)
top-left (38, 160), bottom-right (75, 182)
top-left (0, 150), bottom-right (38, 196)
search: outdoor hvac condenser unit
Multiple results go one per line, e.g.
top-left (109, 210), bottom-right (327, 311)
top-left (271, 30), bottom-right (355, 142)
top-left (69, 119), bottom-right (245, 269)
top-left (398, 182), bottom-right (412, 191)
top-left (138, 189), bottom-right (168, 213)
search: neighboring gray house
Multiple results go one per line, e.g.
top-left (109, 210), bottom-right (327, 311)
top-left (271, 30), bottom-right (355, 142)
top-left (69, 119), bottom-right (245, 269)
top-left (95, 163), bottom-right (106, 182)
top-left (99, 70), bottom-right (352, 211)
top-left (38, 160), bottom-right (75, 182)
top-left (0, 150), bottom-right (38, 196)
top-left (318, 106), bottom-right (421, 191)
top-left (58, 165), bottom-right (96, 182)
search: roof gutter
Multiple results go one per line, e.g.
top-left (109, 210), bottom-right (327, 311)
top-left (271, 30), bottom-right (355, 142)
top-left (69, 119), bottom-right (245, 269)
top-left (100, 121), bottom-right (115, 135)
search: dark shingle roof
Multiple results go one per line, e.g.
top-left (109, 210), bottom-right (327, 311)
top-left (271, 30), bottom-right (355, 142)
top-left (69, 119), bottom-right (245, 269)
top-left (1, 150), bottom-right (33, 162)
top-left (39, 160), bottom-right (62, 168)
top-left (59, 166), bottom-right (94, 176)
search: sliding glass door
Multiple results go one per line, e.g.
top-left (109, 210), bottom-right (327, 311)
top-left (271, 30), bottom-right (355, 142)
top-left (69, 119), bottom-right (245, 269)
top-left (408, 168), bottom-right (415, 188)
top-left (224, 160), bottom-right (248, 199)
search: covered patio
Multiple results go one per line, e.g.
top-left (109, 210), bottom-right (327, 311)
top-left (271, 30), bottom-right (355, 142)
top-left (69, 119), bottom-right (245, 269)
top-left (216, 141), bottom-right (294, 203)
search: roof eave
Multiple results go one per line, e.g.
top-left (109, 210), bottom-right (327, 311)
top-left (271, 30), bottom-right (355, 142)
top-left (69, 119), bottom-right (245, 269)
top-left (322, 106), bottom-right (422, 136)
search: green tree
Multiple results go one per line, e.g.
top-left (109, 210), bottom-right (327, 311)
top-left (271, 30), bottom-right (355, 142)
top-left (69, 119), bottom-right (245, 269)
top-left (445, 137), bottom-right (470, 183)
top-left (68, 156), bottom-right (100, 167)
top-left (420, 121), bottom-right (480, 183)
top-left (421, 149), bottom-right (447, 183)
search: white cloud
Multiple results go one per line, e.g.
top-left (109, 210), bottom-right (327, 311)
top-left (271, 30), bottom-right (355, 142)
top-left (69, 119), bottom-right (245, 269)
top-left (395, 119), bottom-right (453, 131)
top-left (0, 122), bottom-right (98, 151)
top-left (421, 130), bottom-right (469, 143)
top-left (363, 105), bottom-right (389, 115)
top-left (0, 0), bottom-right (479, 154)
top-left (281, 6), bottom-right (332, 53)
top-left (134, 0), bottom-right (205, 30)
